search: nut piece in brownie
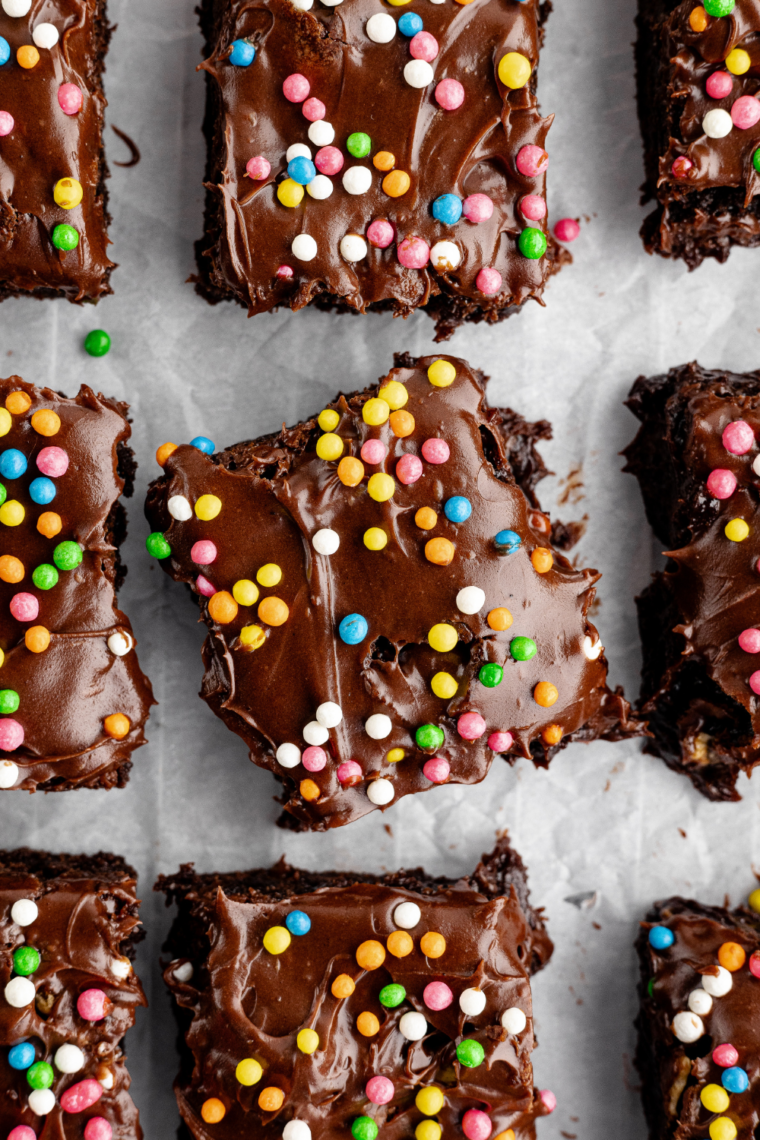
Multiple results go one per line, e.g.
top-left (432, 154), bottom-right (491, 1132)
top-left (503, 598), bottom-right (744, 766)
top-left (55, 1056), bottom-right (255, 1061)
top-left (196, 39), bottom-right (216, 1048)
top-left (157, 837), bottom-right (556, 1140)
top-left (625, 362), bottom-right (760, 800)
top-left (0, 0), bottom-right (115, 301)
top-left (195, 0), bottom-right (567, 341)
top-left (635, 889), bottom-right (760, 1140)
top-left (636, 0), bottom-right (760, 268)
top-left (0, 847), bottom-right (146, 1140)
top-left (0, 376), bottom-right (154, 793)
top-left (145, 352), bottom-right (638, 831)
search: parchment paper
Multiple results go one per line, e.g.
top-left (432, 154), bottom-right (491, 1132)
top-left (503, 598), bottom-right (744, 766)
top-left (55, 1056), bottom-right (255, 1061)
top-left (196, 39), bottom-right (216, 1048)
top-left (3, 0), bottom-right (760, 1135)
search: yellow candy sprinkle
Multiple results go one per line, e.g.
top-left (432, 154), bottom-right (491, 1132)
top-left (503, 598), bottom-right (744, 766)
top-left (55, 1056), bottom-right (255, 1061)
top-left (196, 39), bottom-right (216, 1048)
top-left (428, 623), bottom-right (457, 653)
top-left (364, 527), bottom-right (388, 551)
top-left (17, 45), bottom-right (39, 69)
top-left (498, 51), bottom-right (532, 89)
top-left (277, 178), bottom-right (305, 207)
top-left (257, 563), bottom-right (282, 588)
top-left (233, 579), bottom-right (259, 606)
top-left (431, 672), bottom-right (458, 699)
top-left (378, 381), bottom-right (409, 409)
top-left (725, 518), bottom-right (749, 542)
top-left (709, 1119), bottom-right (737, 1140)
top-left (386, 747), bottom-right (405, 763)
top-left (701, 1085), bottom-right (730, 1113)
top-left (5, 391), bottom-right (30, 415)
top-left (316, 433), bottom-right (344, 461)
top-left (726, 47), bottom-right (750, 75)
top-left (0, 408), bottom-right (11, 437)
top-left (318, 408), bottom-right (340, 431)
top-left (239, 624), bottom-right (266, 650)
top-left (748, 887), bottom-right (760, 913)
top-left (368, 473), bottom-right (395, 502)
top-left (387, 0), bottom-right (412, 6)
top-left (363, 397), bottom-right (391, 426)
top-left (0, 501), bottom-right (24, 527)
top-left (236, 1059), bottom-right (263, 1086)
top-left (53, 177), bottom-right (83, 210)
top-left (195, 494), bottom-right (222, 521)
top-left (297, 1028), bottom-right (319, 1054)
top-left (263, 926), bottom-right (291, 955)
top-left (0, 648), bottom-right (4, 667)
top-left (416, 1122), bottom-right (442, 1140)
top-left (416, 1087), bottom-right (445, 1116)
top-left (427, 359), bottom-right (456, 388)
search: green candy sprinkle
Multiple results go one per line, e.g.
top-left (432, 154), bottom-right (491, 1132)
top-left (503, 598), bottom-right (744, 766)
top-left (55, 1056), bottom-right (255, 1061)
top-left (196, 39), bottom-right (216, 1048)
top-left (753, 148), bottom-right (760, 175)
top-left (379, 983), bottom-right (406, 1008)
top-left (478, 663), bottom-right (503, 688)
top-left (146, 532), bottom-right (172, 559)
top-left (12, 945), bottom-right (39, 975)
top-left (0, 689), bottom-right (19, 714)
top-left (347, 132), bottom-right (371, 158)
top-left (456, 1039), bottom-right (485, 1068)
top-left (85, 330), bottom-right (111, 357)
top-left (510, 636), bottom-right (537, 662)
top-left (647, 978), bottom-right (655, 998)
top-left (32, 564), bottom-right (58, 591)
top-left (352, 1118), bottom-right (379, 1140)
top-left (415, 723), bottom-right (444, 750)
top-left (704, 0), bottom-right (734, 14)
top-left (53, 541), bottom-right (83, 571)
top-left (0, 482), bottom-right (7, 508)
top-left (518, 227), bottom-right (547, 260)
top-left (26, 1060), bottom-right (54, 1089)
top-left (51, 224), bottom-right (79, 251)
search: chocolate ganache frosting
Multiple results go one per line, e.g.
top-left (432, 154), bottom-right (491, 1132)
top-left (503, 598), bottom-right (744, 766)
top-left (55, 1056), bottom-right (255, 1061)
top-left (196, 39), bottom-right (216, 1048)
top-left (146, 353), bottom-right (637, 830)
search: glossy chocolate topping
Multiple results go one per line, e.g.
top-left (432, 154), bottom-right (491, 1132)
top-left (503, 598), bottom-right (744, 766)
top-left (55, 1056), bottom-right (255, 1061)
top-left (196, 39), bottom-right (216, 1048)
top-left (146, 353), bottom-right (636, 831)
top-left (196, 0), bottom-right (562, 338)
top-left (158, 839), bottom-right (553, 1140)
top-left (0, 0), bottom-right (114, 301)
top-left (0, 848), bottom-right (146, 1140)
top-left (0, 376), bottom-right (154, 793)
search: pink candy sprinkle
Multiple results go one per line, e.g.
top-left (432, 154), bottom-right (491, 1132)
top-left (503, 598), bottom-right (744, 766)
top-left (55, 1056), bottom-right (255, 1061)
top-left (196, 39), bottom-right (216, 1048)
top-left (462, 1110), bottom-right (491, 1140)
top-left (190, 540), bottom-right (217, 565)
top-left (423, 757), bottom-right (450, 783)
top-left (302, 97), bottom-right (326, 121)
top-left (337, 759), bottom-right (363, 785)
top-left (196, 575), bottom-right (216, 597)
top-left (723, 419), bottom-right (755, 455)
top-left (396, 454), bottom-right (423, 484)
top-left (421, 438), bottom-right (450, 464)
top-left (671, 156), bottom-right (693, 178)
top-left (367, 218), bottom-right (394, 249)
top-left (283, 73), bottom-right (310, 103)
top-left (706, 468), bottom-right (737, 499)
top-left (84, 1119), bottom-right (113, 1140)
top-left (476, 267), bottom-right (502, 296)
top-left (739, 628), bottom-right (760, 653)
top-left (732, 95), bottom-right (760, 129)
top-left (713, 1043), bottom-right (740, 1067)
top-left (540, 1090), bottom-right (557, 1114)
top-left (61, 1079), bottom-right (103, 1114)
top-left (397, 235), bottom-right (430, 269)
top-left (462, 193), bottom-right (494, 224)
top-left (515, 145), bottom-right (549, 178)
top-left (315, 145), bottom-right (343, 175)
top-left (77, 989), bottom-right (109, 1022)
top-left (8, 1129), bottom-right (36, 1140)
top-left (520, 194), bottom-right (547, 221)
top-left (423, 981), bottom-right (453, 1010)
top-left (361, 438), bottom-right (387, 464)
top-left (0, 719), bottom-right (23, 752)
top-left (276, 265), bottom-right (294, 279)
top-left (554, 217), bottom-right (580, 243)
top-left (246, 155), bottom-right (271, 180)
top-left (36, 446), bottom-right (69, 477)
top-left (10, 593), bottom-right (38, 623)
top-left (302, 746), bottom-right (327, 772)
top-left (435, 77), bottom-right (464, 110)
top-left (0, 112), bottom-right (14, 137)
top-left (707, 70), bottom-right (733, 99)
top-left (365, 1076), bottom-right (394, 1105)
top-left (58, 83), bottom-right (83, 115)
top-left (410, 31), bottom-right (438, 62)
top-left (488, 731), bottom-right (513, 753)
top-left (750, 670), bottom-right (760, 695)
top-left (750, 950), bottom-right (760, 978)
top-left (457, 712), bottom-right (486, 740)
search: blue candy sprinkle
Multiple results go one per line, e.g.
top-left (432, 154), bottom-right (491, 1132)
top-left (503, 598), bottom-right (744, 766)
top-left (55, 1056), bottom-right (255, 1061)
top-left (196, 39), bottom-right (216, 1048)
top-left (0, 449), bottom-right (27, 480)
top-left (339, 613), bottom-right (368, 645)
top-left (398, 11), bottom-right (423, 35)
top-left (0, 38), bottom-right (10, 67)
top-left (9, 1042), bottom-right (35, 1070)
top-left (190, 436), bottom-right (215, 455)
top-left (444, 496), bottom-right (472, 523)
top-left (285, 910), bottom-right (311, 936)
top-left (288, 156), bottom-right (317, 186)
top-left (648, 925), bottom-right (675, 951)
top-left (229, 39), bottom-right (256, 67)
top-left (722, 1066), bottom-right (749, 1094)
top-left (29, 477), bottom-right (56, 506)
top-left (432, 194), bottom-right (463, 226)
top-left (495, 529), bottom-right (522, 553)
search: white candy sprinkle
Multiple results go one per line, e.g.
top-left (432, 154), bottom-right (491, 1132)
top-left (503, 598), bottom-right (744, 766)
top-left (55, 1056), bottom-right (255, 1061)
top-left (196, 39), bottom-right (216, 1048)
top-left (174, 961), bottom-right (194, 983)
top-left (277, 743), bottom-right (302, 768)
top-left (366, 12), bottom-right (396, 42)
top-left (393, 901), bottom-right (421, 928)
top-left (582, 635), bottom-right (603, 660)
top-left (340, 234), bottom-right (368, 262)
top-left (456, 586), bottom-right (485, 614)
top-left (111, 956), bottom-right (132, 980)
top-left (365, 713), bottom-right (392, 739)
top-left (11, 898), bottom-right (38, 926)
top-left (2, 0), bottom-right (32, 15)
top-left (501, 1007), bottom-right (527, 1034)
top-left (28, 1089), bottom-right (55, 1115)
top-left (321, 0), bottom-right (344, 5)
top-left (312, 528), bottom-right (340, 555)
top-left (342, 166), bottom-right (372, 195)
top-left (307, 175), bottom-right (334, 200)
top-left (32, 22), bottom-right (59, 48)
top-left (291, 0), bottom-right (313, 8)
top-left (287, 143), bottom-right (312, 161)
top-left (303, 720), bottom-right (329, 746)
top-left (168, 494), bottom-right (193, 521)
top-left (292, 234), bottom-right (318, 261)
top-left (430, 241), bottom-right (462, 271)
top-left (4, 976), bottom-right (35, 1008)
top-left (404, 60), bottom-right (434, 88)
top-left (316, 701), bottom-right (342, 728)
top-left (308, 120), bottom-right (335, 146)
top-left (688, 988), bottom-right (713, 1016)
top-left (459, 987), bottom-right (486, 1016)
top-left (753, 454), bottom-right (760, 477)
top-left (0, 760), bottom-right (18, 788)
top-left (702, 108), bottom-right (732, 139)
top-left (367, 777), bottom-right (394, 805)
top-left (702, 966), bottom-right (733, 997)
top-left (99, 1068), bottom-right (114, 1090)
top-left (108, 631), bottom-right (134, 657)
top-left (284, 1123), bottom-right (312, 1140)
top-left (672, 1010), bottom-right (704, 1042)
top-left (55, 1043), bottom-right (85, 1073)
top-left (399, 1011), bottom-right (427, 1040)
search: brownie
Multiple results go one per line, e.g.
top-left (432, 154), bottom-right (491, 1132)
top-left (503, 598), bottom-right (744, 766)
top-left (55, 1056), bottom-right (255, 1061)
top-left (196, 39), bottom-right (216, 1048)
top-left (0, 847), bottom-right (146, 1140)
top-left (0, 0), bottom-right (114, 302)
top-left (145, 351), bottom-right (639, 831)
top-left (636, 0), bottom-right (760, 268)
top-left (157, 837), bottom-right (555, 1140)
top-left (0, 376), bottom-right (154, 793)
top-left (625, 362), bottom-right (760, 800)
top-left (635, 891), bottom-right (760, 1140)
top-left (194, 0), bottom-right (568, 341)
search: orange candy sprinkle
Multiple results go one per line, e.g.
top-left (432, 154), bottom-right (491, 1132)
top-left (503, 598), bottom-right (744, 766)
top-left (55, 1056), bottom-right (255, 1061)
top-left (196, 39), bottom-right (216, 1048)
top-left (25, 625), bottom-right (50, 653)
top-left (425, 537), bottom-right (455, 566)
top-left (208, 590), bottom-right (238, 624)
top-left (331, 974), bottom-right (356, 998)
top-left (531, 548), bottom-right (553, 574)
top-left (6, 391), bottom-right (31, 415)
top-left (104, 713), bottom-right (131, 740)
top-left (689, 4), bottom-right (708, 29)
top-left (356, 939), bottom-right (386, 970)
top-left (201, 1098), bottom-right (226, 1124)
top-left (387, 930), bottom-right (414, 958)
top-left (258, 1088), bottom-right (285, 1112)
top-left (373, 151), bottom-right (395, 171)
top-left (338, 456), bottom-right (364, 487)
top-left (300, 778), bottom-right (320, 802)
top-left (390, 410), bottom-right (415, 438)
top-left (31, 409), bottom-right (61, 437)
top-left (718, 941), bottom-right (746, 971)
top-left (17, 45), bottom-right (40, 69)
top-left (0, 555), bottom-right (24, 584)
top-left (494, 1132), bottom-right (516, 1140)
top-left (542, 724), bottom-right (563, 746)
top-left (534, 682), bottom-right (558, 708)
top-left (156, 442), bottom-right (178, 467)
top-left (487, 608), bottom-right (513, 632)
top-left (259, 597), bottom-right (289, 626)
top-left (357, 1011), bottom-right (380, 1037)
top-left (37, 512), bottom-right (62, 539)
top-left (383, 170), bottom-right (411, 197)
top-left (420, 931), bottom-right (446, 958)
top-left (415, 507), bottom-right (437, 531)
